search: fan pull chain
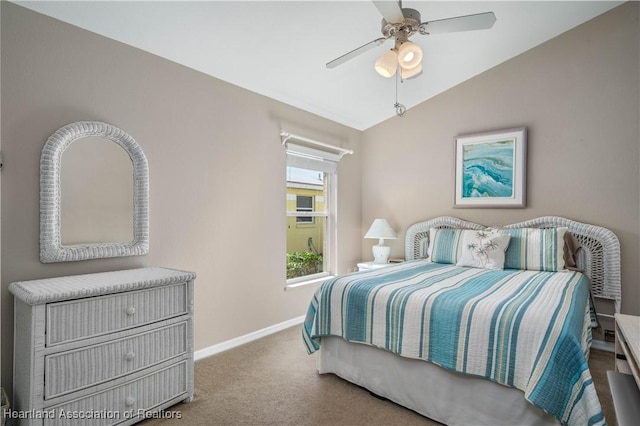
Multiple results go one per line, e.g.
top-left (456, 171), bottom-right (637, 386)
top-left (394, 71), bottom-right (407, 117)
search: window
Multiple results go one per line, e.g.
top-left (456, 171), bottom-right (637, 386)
top-left (296, 195), bottom-right (314, 223)
top-left (286, 166), bottom-right (329, 282)
top-left (283, 132), bottom-right (351, 285)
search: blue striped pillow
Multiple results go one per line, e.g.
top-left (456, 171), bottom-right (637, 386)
top-left (500, 227), bottom-right (568, 272)
top-left (428, 228), bottom-right (465, 264)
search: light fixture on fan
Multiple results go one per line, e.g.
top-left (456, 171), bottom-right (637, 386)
top-left (326, 1), bottom-right (497, 74)
top-left (398, 41), bottom-right (422, 70)
top-left (326, 1), bottom-right (496, 117)
top-left (374, 41), bottom-right (423, 79)
top-left (374, 49), bottom-right (398, 77)
top-left (378, 38), bottom-right (422, 117)
top-left (401, 63), bottom-right (422, 79)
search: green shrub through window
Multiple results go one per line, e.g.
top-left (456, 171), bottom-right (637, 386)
top-left (286, 252), bottom-right (323, 279)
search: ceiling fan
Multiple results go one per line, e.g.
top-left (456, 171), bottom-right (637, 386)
top-left (326, 1), bottom-right (497, 80)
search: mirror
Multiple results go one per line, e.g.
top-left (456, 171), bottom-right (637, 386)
top-left (40, 121), bottom-right (149, 262)
top-left (61, 136), bottom-right (134, 245)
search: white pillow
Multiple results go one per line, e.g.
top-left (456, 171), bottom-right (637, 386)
top-left (456, 230), bottom-right (511, 270)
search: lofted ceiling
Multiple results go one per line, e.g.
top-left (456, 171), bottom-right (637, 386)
top-left (14, 1), bottom-right (623, 130)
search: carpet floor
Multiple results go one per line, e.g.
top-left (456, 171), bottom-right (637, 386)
top-left (143, 325), bottom-right (617, 426)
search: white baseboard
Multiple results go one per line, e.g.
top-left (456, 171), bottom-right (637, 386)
top-left (194, 315), bottom-right (306, 361)
top-left (591, 339), bottom-right (614, 352)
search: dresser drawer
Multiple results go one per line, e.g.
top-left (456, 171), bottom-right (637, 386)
top-left (45, 321), bottom-right (188, 399)
top-left (46, 283), bottom-right (188, 346)
top-left (44, 361), bottom-right (188, 426)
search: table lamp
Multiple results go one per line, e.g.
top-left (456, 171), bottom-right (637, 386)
top-left (364, 218), bottom-right (398, 264)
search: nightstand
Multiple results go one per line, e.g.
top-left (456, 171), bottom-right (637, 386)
top-left (357, 261), bottom-right (402, 271)
top-left (607, 313), bottom-right (640, 426)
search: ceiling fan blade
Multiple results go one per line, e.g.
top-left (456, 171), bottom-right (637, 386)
top-left (326, 37), bottom-right (389, 69)
top-left (421, 12), bottom-right (496, 34)
top-left (372, 1), bottom-right (405, 24)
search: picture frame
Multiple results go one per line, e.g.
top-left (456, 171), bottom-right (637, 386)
top-left (453, 127), bottom-right (527, 208)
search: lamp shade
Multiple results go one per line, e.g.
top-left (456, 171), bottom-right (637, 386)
top-left (364, 219), bottom-right (398, 240)
top-left (401, 63), bottom-right (422, 80)
top-left (375, 50), bottom-right (398, 78)
top-left (398, 41), bottom-right (423, 70)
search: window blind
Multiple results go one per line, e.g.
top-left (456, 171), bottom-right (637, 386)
top-left (281, 131), bottom-right (352, 174)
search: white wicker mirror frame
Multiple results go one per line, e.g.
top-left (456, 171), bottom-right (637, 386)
top-left (40, 121), bottom-right (149, 263)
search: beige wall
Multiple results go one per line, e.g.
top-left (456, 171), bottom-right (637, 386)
top-left (362, 2), bottom-right (640, 315)
top-left (0, 2), bottom-right (362, 392)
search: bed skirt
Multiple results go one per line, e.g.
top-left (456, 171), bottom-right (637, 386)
top-left (318, 336), bottom-right (559, 426)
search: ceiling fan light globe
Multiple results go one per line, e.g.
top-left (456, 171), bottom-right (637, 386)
top-left (374, 50), bottom-right (398, 78)
top-left (398, 41), bottom-right (423, 70)
top-left (401, 63), bottom-right (422, 79)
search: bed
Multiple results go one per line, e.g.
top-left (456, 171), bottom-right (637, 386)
top-left (303, 216), bottom-right (620, 426)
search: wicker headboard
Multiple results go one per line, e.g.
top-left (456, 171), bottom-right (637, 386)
top-left (405, 216), bottom-right (621, 312)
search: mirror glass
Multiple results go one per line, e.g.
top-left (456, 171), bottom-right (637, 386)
top-left (61, 136), bottom-right (134, 244)
top-left (40, 121), bottom-right (149, 263)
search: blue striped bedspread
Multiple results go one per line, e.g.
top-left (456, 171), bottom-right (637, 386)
top-left (303, 260), bottom-right (605, 426)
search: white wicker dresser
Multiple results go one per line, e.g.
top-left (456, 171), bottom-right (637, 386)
top-left (9, 267), bottom-right (196, 426)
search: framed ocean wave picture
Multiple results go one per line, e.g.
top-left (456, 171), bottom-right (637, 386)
top-left (454, 127), bottom-right (527, 208)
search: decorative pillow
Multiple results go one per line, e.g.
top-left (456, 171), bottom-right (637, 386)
top-left (456, 230), bottom-right (511, 270)
top-left (428, 228), bottom-right (465, 264)
top-left (563, 231), bottom-right (581, 269)
top-left (499, 227), bottom-right (568, 272)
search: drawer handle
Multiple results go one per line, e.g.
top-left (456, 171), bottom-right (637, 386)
top-left (125, 396), bottom-right (136, 407)
top-left (125, 306), bottom-right (136, 316)
top-left (125, 351), bottom-right (135, 361)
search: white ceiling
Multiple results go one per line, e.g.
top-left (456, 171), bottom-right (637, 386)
top-left (14, 1), bottom-right (623, 130)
